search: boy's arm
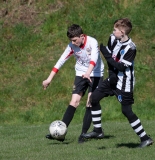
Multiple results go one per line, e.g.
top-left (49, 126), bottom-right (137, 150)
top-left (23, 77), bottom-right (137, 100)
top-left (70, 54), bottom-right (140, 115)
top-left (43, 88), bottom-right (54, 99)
top-left (100, 44), bottom-right (135, 72)
top-left (82, 64), bottom-right (94, 82)
top-left (42, 45), bottom-right (73, 90)
top-left (104, 36), bottom-right (118, 86)
top-left (107, 62), bottom-right (118, 87)
top-left (42, 70), bottom-right (56, 90)
top-left (82, 38), bottom-right (100, 82)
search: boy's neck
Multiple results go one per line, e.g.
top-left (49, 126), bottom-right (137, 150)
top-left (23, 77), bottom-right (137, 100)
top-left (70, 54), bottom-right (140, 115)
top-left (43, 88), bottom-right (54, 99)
top-left (120, 35), bottom-right (129, 42)
top-left (79, 35), bottom-right (86, 47)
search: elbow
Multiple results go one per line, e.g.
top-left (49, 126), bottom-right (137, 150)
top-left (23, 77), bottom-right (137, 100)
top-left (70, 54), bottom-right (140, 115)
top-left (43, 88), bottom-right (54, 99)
top-left (119, 68), bottom-right (125, 72)
top-left (117, 66), bottom-right (126, 72)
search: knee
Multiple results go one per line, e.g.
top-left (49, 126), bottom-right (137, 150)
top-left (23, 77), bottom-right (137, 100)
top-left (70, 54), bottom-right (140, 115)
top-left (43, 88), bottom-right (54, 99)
top-left (90, 94), bottom-right (100, 106)
top-left (70, 100), bottom-right (80, 108)
top-left (121, 105), bottom-right (135, 120)
top-left (122, 109), bottom-right (132, 118)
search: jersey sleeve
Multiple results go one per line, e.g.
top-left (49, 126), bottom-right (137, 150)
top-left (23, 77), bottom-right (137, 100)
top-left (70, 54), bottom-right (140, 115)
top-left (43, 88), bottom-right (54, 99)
top-left (106, 47), bottom-right (136, 72)
top-left (107, 34), bottom-right (116, 53)
top-left (52, 44), bottom-right (74, 73)
top-left (121, 47), bottom-right (136, 67)
top-left (90, 38), bottom-right (100, 66)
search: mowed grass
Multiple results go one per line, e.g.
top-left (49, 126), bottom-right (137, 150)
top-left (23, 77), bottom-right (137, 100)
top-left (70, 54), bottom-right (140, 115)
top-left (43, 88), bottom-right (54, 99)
top-left (0, 121), bottom-right (154, 160)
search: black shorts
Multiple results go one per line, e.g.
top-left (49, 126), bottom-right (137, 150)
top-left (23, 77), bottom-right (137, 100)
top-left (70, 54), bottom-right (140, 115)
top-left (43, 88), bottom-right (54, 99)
top-left (72, 76), bottom-right (103, 96)
top-left (92, 78), bottom-right (134, 105)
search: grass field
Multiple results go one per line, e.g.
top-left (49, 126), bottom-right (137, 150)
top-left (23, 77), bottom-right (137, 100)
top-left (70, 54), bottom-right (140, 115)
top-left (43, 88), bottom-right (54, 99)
top-left (0, 121), bottom-right (154, 160)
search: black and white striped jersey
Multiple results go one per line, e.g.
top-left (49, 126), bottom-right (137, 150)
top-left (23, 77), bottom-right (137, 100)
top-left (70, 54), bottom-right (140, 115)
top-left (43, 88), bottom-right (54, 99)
top-left (106, 34), bottom-right (136, 92)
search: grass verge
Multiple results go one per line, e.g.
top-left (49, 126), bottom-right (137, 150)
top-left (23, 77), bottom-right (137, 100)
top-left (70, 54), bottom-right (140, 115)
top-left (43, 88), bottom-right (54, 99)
top-left (0, 121), bottom-right (154, 160)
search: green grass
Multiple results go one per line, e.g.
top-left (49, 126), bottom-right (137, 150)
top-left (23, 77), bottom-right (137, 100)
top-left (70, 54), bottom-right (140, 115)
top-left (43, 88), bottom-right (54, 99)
top-left (0, 121), bottom-right (154, 160)
top-left (0, 1), bottom-right (155, 123)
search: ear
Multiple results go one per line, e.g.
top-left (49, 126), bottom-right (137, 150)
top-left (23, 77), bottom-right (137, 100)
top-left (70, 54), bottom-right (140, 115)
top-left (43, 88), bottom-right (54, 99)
top-left (80, 34), bottom-right (84, 38)
top-left (121, 30), bottom-right (125, 36)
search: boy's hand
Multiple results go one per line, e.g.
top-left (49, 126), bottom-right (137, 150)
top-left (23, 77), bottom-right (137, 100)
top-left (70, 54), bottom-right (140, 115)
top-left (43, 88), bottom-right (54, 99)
top-left (42, 79), bottom-right (51, 90)
top-left (82, 74), bottom-right (92, 83)
top-left (100, 43), bottom-right (111, 59)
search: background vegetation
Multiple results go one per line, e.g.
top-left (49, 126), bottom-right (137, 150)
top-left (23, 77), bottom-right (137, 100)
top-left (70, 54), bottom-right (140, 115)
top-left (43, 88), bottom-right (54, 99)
top-left (0, 0), bottom-right (155, 160)
top-left (0, 0), bottom-right (155, 124)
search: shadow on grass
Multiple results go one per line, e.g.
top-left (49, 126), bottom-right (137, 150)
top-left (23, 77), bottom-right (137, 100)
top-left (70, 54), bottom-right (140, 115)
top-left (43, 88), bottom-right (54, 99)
top-left (98, 135), bottom-right (139, 149)
top-left (86, 134), bottom-right (115, 142)
top-left (97, 135), bottom-right (115, 149)
top-left (47, 138), bottom-right (74, 145)
top-left (116, 142), bottom-right (139, 148)
top-left (47, 135), bottom-right (116, 146)
top-left (104, 135), bottom-right (115, 139)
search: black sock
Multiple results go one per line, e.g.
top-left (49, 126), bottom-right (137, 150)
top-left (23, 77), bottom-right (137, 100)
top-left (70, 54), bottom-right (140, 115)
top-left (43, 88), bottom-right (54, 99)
top-left (62, 105), bottom-right (76, 127)
top-left (93, 127), bottom-right (103, 133)
top-left (141, 135), bottom-right (150, 142)
top-left (81, 107), bottom-right (92, 134)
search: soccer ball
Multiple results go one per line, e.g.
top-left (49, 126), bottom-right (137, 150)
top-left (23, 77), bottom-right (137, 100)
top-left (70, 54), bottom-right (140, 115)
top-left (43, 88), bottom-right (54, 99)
top-left (49, 120), bottom-right (67, 140)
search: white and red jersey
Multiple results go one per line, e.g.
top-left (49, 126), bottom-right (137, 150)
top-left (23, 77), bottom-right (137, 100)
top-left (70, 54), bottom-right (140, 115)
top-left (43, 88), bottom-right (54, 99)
top-left (52, 35), bottom-right (104, 77)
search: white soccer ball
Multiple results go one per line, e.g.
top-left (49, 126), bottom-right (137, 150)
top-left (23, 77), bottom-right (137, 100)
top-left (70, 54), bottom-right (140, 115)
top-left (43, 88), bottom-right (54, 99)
top-left (49, 120), bottom-right (67, 140)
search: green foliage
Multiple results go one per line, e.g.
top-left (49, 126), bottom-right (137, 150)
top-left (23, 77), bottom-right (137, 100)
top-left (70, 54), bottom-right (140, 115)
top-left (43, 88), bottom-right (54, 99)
top-left (0, 0), bottom-right (155, 124)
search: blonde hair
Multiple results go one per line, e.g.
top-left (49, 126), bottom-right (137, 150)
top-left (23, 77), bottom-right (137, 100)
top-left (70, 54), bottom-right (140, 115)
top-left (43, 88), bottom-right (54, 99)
top-left (114, 18), bottom-right (132, 35)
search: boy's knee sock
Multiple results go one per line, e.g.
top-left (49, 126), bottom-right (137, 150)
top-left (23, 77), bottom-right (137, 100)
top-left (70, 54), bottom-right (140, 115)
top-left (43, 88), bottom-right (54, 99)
top-left (122, 104), bottom-right (149, 141)
top-left (129, 115), bottom-right (150, 141)
top-left (81, 107), bottom-right (92, 134)
top-left (62, 105), bottom-right (76, 127)
top-left (91, 105), bottom-right (102, 133)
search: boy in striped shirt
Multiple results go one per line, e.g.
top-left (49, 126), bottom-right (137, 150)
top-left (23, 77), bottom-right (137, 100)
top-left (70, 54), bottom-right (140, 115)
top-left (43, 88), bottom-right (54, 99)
top-left (84, 18), bottom-right (153, 148)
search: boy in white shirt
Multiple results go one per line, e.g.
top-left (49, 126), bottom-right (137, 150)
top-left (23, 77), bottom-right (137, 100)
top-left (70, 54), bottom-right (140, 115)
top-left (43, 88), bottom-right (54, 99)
top-left (42, 24), bottom-right (104, 143)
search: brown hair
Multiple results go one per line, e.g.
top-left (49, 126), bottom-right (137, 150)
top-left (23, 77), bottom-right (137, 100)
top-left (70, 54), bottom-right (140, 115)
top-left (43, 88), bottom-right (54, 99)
top-left (67, 24), bottom-right (83, 38)
top-left (114, 18), bottom-right (132, 35)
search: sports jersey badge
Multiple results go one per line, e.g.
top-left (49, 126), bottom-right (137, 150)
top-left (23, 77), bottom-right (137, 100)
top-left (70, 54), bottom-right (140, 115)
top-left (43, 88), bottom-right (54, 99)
top-left (120, 49), bottom-right (125, 55)
top-left (86, 48), bottom-right (91, 55)
top-left (118, 95), bottom-right (122, 102)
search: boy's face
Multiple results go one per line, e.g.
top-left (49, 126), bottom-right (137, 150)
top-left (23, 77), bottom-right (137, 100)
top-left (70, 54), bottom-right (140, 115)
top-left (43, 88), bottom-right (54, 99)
top-left (113, 27), bottom-right (124, 39)
top-left (70, 34), bottom-right (85, 47)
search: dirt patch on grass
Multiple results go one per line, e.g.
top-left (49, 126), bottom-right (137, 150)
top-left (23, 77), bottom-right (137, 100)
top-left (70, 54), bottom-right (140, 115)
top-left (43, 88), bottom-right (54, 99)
top-left (122, 0), bottom-right (141, 8)
top-left (0, 0), bottom-right (64, 27)
top-left (0, 0), bottom-right (42, 27)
